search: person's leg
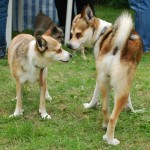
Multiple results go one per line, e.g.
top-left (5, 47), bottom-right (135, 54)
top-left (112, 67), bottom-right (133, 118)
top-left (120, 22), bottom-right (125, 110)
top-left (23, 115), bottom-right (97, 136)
top-left (54, 0), bottom-right (67, 28)
top-left (54, 0), bottom-right (75, 34)
top-left (129, 0), bottom-right (150, 52)
top-left (0, 0), bottom-right (9, 58)
top-left (75, 0), bottom-right (95, 15)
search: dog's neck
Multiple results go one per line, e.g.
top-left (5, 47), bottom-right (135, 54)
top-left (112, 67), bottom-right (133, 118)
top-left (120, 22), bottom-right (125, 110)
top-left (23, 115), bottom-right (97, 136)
top-left (93, 19), bottom-right (112, 58)
top-left (94, 19), bottom-right (111, 43)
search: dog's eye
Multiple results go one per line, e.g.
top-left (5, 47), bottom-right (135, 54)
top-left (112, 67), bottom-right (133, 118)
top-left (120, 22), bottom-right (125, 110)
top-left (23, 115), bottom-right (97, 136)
top-left (57, 49), bottom-right (62, 53)
top-left (45, 46), bottom-right (48, 50)
top-left (76, 33), bottom-right (81, 39)
top-left (57, 36), bottom-right (61, 38)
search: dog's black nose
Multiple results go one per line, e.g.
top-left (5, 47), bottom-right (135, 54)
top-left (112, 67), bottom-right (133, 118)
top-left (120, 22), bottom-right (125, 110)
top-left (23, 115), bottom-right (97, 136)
top-left (67, 43), bottom-right (72, 49)
top-left (69, 53), bottom-right (72, 58)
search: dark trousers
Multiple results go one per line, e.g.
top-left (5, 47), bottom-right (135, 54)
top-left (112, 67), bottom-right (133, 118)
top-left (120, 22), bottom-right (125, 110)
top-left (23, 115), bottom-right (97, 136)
top-left (54, 0), bottom-right (95, 28)
top-left (0, 0), bottom-right (9, 57)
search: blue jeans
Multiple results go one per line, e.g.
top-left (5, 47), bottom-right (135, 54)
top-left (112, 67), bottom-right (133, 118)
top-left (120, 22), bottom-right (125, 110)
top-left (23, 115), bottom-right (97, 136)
top-left (0, 0), bottom-right (9, 57)
top-left (129, 0), bottom-right (150, 52)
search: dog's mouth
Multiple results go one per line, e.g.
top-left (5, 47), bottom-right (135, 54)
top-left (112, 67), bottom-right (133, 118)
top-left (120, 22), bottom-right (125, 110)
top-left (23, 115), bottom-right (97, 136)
top-left (59, 60), bottom-right (69, 63)
top-left (67, 43), bottom-right (81, 50)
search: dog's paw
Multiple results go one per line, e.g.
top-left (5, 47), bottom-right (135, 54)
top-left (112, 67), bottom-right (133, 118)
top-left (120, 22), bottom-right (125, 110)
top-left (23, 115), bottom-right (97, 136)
top-left (9, 109), bottom-right (24, 118)
top-left (103, 135), bottom-right (120, 145)
top-left (83, 103), bottom-right (91, 109)
top-left (83, 102), bottom-right (99, 109)
top-left (132, 108), bottom-right (145, 113)
top-left (39, 109), bottom-right (51, 119)
top-left (41, 113), bottom-right (51, 119)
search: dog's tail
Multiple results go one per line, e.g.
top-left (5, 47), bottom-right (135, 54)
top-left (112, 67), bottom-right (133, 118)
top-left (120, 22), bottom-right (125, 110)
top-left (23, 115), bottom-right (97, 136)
top-left (112, 12), bottom-right (133, 51)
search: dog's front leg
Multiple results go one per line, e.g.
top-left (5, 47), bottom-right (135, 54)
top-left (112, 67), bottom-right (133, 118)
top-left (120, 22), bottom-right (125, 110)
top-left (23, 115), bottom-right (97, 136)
top-left (125, 94), bottom-right (144, 113)
top-left (39, 79), bottom-right (51, 119)
top-left (83, 81), bottom-right (100, 109)
top-left (10, 81), bottom-right (24, 117)
top-left (45, 80), bottom-right (52, 102)
top-left (81, 46), bottom-right (87, 60)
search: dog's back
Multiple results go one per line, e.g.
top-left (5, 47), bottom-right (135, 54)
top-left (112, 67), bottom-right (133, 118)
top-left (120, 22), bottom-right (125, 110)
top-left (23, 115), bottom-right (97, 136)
top-left (8, 34), bottom-right (35, 76)
top-left (34, 11), bottom-right (54, 35)
top-left (34, 11), bottom-right (64, 43)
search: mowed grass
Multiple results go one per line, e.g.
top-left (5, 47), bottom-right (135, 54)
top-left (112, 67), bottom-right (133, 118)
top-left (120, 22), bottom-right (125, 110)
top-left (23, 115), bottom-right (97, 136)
top-left (0, 6), bottom-right (150, 150)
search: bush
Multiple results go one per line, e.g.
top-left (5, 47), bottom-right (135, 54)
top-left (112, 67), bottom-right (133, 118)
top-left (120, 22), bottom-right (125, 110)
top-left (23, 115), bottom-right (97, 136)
top-left (94, 0), bottom-right (130, 8)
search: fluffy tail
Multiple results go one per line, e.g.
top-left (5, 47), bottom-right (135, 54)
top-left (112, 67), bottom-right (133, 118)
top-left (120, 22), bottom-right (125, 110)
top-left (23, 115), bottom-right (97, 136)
top-left (112, 12), bottom-right (133, 50)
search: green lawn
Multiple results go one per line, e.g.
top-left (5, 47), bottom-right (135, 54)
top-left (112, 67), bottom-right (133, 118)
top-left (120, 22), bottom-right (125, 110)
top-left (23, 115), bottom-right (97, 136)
top-left (0, 6), bottom-right (150, 150)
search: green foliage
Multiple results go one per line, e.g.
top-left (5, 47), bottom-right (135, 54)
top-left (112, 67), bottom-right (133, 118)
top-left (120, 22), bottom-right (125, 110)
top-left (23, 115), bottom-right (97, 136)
top-left (95, 0), bottom-right (130, 8)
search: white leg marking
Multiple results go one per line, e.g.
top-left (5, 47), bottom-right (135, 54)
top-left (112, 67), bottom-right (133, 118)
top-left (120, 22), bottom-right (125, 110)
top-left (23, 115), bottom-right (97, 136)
top-left (10, 82), bottom-right (23, 117)
top-left (39, 79), bottom-right (51, 119)
top-left (125, 94), bottom-right (134, 112)
top-left (39, 109), bottom-right (51, 119)
top-left (103, 134), bottom-right (120, 145)
top-left (83, 81), bottom-right (100, 109)
top-left (9, 109), bottom-right (24, 117)
top-left (81, 46), bottom-right (87, 60)
top-left (45, 89), bottom-right (52, 102)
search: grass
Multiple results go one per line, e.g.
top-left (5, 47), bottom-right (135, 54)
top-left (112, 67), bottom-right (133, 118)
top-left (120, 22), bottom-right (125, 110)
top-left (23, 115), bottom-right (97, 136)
top-left (0, 6), bottom-right (150, 150)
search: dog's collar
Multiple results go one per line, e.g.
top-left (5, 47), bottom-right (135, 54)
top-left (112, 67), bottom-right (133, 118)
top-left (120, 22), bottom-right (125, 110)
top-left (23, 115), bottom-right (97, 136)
top-left (94, 26), bottom-right (108, 46)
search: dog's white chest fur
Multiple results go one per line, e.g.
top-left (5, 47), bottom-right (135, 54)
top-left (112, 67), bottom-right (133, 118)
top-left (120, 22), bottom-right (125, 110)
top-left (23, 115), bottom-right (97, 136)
top-left (19, 65), bottom-right (40, 83)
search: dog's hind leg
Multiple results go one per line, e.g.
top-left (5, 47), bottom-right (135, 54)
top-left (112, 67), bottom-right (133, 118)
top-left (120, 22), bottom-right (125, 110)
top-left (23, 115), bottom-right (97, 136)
top-left (10, 81), bottom-right (24, 117)
top-left (39, 79), bottom-right (51, 119)
top-left (81, 46), bottom-right (87, 60)
top-left (45, 89), bottom-right (52, 101)
top-left (125, 94), bottom-right (134, 112)
top-left (126, 94), bottom-right (145, 113)
top-left (99, 80), bottom-right (111, 129)
top-left (103, 93), bottom-right (129, 145)
top-left (83, 81), bottom-right (100, 109)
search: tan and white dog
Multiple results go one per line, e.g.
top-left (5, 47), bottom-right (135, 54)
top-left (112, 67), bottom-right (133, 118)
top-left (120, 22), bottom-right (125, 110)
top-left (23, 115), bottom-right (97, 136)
top-left (68, 6), bottom-right (143, 145)
top-left (8, 34), bottom-right (72, 119)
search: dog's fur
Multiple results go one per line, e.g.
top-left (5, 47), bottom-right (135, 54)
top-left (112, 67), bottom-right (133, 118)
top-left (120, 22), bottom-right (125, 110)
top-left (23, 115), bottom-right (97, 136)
top-left (70, 14), bottom-right (87, 60)
top-left (68, 6), bottom-right (143, 145)
top-left (8, 34), bottom-right (72, 119)
top-left (34, 11), bottom-right (64, 43)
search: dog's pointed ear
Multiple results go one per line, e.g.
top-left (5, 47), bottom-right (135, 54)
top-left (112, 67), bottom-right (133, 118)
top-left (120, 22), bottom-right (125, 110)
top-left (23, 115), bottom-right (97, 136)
top-left (81, 5), bottom-right (94, 22)
top-left (36, 34), bottom-right (48, 52)
top-left (52, 26), bottom-right (58, 35)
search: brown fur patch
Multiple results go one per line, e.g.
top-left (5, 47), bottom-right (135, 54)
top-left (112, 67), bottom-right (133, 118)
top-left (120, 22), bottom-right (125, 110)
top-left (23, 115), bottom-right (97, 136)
top-left (113, 46), bottom-right (118, 55)
top-left (99, 27), bottom-right (113, 55)
top-left (121, 31), bottom-right (143, 64)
